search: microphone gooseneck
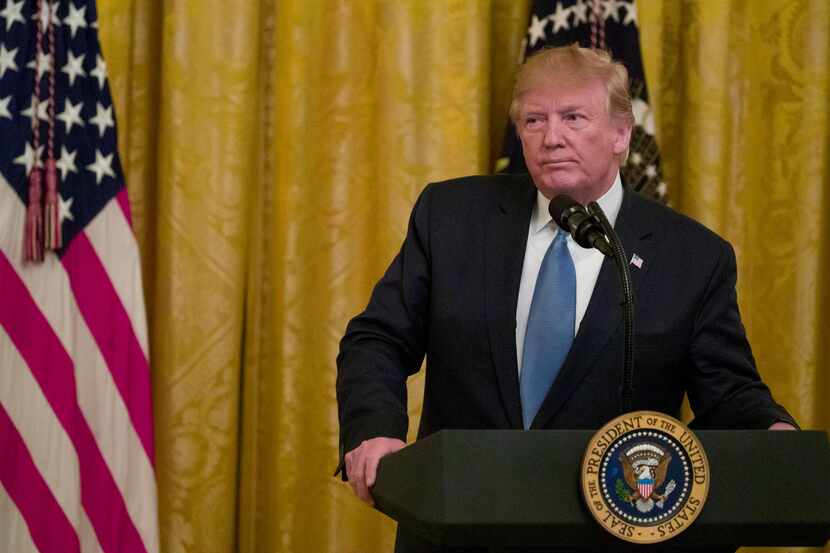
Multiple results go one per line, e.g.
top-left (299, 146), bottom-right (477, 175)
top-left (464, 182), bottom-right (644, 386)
top-left (586, 201), bottom-right (635, 414)
top-left (548, 194), bottom-right (636, 414)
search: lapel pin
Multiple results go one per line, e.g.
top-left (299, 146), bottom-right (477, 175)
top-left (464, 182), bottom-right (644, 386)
top-left (630, 253), bottom-right (644, 269)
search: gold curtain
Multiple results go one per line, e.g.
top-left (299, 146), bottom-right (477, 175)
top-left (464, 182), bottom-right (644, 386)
top-left (95, 1), bottom-right (828, 552)
top-left (640, 2), bottom-right (830, 441)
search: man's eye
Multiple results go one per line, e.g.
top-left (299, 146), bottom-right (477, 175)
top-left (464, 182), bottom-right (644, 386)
top-left (565, 113), bottom-right (583, 122)
top-left (524, 116), bottom-right (543, 127)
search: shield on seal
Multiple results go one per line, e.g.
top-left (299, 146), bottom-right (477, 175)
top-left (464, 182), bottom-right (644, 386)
top-left (638, 478), bottom-right (654, 499)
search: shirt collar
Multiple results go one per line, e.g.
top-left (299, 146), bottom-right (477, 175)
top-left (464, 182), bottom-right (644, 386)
top-left (530, 173), bottom-right (624, 236)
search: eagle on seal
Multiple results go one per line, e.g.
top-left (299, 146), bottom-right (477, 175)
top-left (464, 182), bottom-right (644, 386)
top-left (619, 449), bottom-right (672, 504)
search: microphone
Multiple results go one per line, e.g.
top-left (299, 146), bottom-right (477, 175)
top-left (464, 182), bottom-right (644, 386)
top-left (548, 195), bottom-right (614, 257)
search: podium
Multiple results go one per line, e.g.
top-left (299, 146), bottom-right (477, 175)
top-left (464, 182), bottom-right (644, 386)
top-left (372, 430), bottom-right (830, 549)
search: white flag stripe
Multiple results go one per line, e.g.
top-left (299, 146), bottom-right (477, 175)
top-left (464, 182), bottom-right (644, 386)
top-left (0, 180), bottom-right (158, 553)
top-left (0, 321), bottom-right (84, 534)
top-left (0, 484), bottom-right (40, 553)
top-left (0, 174), bottom-right (24, 259)
top-left (85, 197), bottom-right (149, 358)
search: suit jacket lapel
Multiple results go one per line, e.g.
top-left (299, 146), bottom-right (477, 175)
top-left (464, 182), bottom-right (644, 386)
top-left (484, 175), bottom-right (536, 429)
top-left (531, 189), bottom-right (662, 428)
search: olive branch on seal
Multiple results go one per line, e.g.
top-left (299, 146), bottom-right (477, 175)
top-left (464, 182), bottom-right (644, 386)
top-left (615, 478), bottom-right (632, 502)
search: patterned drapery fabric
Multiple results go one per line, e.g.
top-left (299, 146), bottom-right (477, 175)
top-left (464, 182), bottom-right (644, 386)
top-left (97, 1), bottom-right (828, 552)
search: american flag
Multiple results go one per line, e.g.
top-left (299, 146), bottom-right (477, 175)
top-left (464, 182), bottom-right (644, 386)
top-left (0, 1), bottom-right (159, 553)
top-left (630, 252), bottom-right (643, 269)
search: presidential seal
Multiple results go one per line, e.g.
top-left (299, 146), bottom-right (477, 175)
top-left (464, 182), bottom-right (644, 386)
top-left (580, 411), bottom-right (709, 544)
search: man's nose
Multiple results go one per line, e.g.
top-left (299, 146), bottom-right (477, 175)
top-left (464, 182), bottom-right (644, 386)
top-left (542, 120), bottom-right (564, 148)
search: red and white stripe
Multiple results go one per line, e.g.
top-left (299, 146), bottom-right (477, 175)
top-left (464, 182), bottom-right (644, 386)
top-left (0, 176), bottom-right (159, 553)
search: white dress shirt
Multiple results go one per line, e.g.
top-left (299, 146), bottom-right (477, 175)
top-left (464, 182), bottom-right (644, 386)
top-left (515, 174), bottom-right (624, 376)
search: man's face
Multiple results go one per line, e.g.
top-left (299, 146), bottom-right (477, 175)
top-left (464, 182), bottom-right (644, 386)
top-left (515, 77), bottom-right (631, 204)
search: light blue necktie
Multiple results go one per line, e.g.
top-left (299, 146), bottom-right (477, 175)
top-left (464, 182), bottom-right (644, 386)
top-left (520, 229), bottom-right (576, 429)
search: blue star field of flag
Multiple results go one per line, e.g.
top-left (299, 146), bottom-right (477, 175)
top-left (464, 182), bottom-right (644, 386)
top-left (499, 0), bottom-right (666, 202)
top-left (0, 0), bottom-right (124, 256)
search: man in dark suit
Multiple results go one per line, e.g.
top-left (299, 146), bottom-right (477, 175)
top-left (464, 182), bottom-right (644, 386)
top-left (336, 45), bottom-right (796, 551)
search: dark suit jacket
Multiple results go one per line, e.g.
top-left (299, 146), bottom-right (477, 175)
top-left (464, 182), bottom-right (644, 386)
top-left (336, 174), bottom-right (795, 552)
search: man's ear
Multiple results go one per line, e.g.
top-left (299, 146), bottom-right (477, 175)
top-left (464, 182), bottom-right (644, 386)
top-left (613, 123), bottom-right (632, 154)
top-left (612, 122), bottom-right (633, 155)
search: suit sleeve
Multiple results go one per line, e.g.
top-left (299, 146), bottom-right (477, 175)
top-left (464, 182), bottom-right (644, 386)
top-left (686, 240), bottom-right (798, 429)
top-left (335, 184), bottom-right (433, 475)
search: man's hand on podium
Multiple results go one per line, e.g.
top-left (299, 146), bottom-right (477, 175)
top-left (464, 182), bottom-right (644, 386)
top-left (345, 437), bottom-right (406, 505)
top-left (769, 421), bottom-right (797, 430)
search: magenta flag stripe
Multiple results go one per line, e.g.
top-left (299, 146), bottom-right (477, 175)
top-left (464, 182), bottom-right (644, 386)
top-left (116, 188), bottom-right (133, 226)
top-left (0, 253), bottom-right (148, 553)
top-left (62, 231), bottom-right (155, 465)
top-left (0, 403), bottom-right (81, 553)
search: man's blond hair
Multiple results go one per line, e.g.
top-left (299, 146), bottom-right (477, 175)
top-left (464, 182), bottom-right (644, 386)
top-left (509, 44), bottom-right (635, 129)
